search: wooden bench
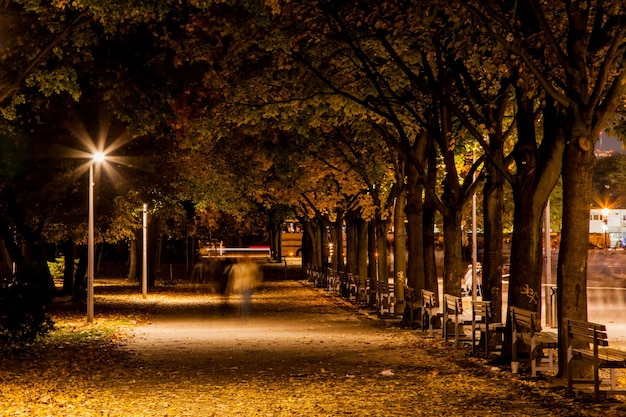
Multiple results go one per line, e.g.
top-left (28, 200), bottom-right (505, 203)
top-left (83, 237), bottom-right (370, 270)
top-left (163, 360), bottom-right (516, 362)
top-left (346, 273), bottom-right (358, 302)
top-left (565, 318), bottom-right (626, 402)
top-left (377, 280), bottom-right (395, 316)
top-left (510, 306), bottom-right (558, 376)
top-left (442, 294), bottom-right (472, 347)
top-left (471, 300), bottom-right (505, 357)
top-left (421, 289), bottom-right (442, 336)
top-left (403, 286), bottom-right (419, 328)
top-left (352, 274), bottom-right (367, 303)
top-left (324, 268), bottom-right (334, 292)
top-left (366, 276), bottom-right (377, 308)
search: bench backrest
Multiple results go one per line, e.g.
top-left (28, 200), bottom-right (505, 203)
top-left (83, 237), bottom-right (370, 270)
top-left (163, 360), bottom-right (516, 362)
top-left (472, 300), bottom-right (492, 323)
top-left (565, 318), bottom-right (609, 348)
top-left (404, 286), bottom-right (416, 304)
top-left (377, 280), bottom-right (393, 293)
top-left (421, 289), bottom-right (437, 309)
top-left (443, 294), bottom-right (462, 315)
top-left (510, 306), bottom-right (541, 334)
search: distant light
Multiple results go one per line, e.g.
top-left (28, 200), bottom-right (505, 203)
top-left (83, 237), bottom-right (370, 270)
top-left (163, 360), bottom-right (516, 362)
top-left (602, 207), bottom-right (610, 218)
top-left (93, 152), bottom-right (105, 163)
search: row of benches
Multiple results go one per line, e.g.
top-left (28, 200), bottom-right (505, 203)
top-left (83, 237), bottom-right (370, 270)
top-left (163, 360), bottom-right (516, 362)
top-left (304, 264), bottom-right (396, 316)
top-left (305, 265), bottom-right (626, 402)
top-left (418, 289), bottom-right (626, 403)
top-left (511, 307), bottom-right (626, 402)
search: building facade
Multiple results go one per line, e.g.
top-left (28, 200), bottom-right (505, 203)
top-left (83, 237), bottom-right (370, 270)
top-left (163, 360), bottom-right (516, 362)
top-left (589, 208), bottom-right (626, 248)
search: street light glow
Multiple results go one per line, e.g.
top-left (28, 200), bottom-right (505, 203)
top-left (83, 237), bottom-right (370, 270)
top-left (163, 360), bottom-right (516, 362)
top-left (93, 152), bottom-right (106, 163)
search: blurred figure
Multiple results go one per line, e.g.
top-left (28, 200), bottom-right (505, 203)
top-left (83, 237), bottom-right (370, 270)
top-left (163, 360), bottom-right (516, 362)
top-left (463, 263), bottom-right (482, 296)
top-left (226, 258), bottom-right (262, 318)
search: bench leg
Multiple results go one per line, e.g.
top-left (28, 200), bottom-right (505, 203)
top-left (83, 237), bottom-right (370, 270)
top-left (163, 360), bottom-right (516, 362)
top-left (594, 362), bottom-right (600, 404)
top-left (611, 368), bottom-right (617, 391)
top-left (567, 348), bottom-right (573, 391)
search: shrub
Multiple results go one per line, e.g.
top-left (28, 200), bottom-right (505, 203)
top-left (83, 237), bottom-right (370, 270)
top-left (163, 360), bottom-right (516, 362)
top-left (0, 273), bottom-right (54, 350)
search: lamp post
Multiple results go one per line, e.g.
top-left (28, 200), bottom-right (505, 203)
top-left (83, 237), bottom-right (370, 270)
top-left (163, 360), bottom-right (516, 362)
top-left (87, 152), bottom-right (105, 323)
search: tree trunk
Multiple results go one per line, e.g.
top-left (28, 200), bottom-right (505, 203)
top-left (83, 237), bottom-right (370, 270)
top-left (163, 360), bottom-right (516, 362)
top-left (376, 217), bottom-right (390, 286)
top-left (73, 245), bottom-right (87, 303)
top-left (62, 239), bottom-right (75, 295)
top-left (423, 143), bottom-right (439, 296)
top-left (405, 163), bottom-right (425, 292)
top-left (356, 218), bottom-right (368, 301)
top-left (148, 215), bottom-right (161, 288)
top-left (367, 220), bottom-right (377, 303)
top-left (268, 216), bottom-right (282, 261)
top-left (441, 208), bottom-right (463, 298)
top-left (482, 159), bottom-right (504, 322)
top-left (557, 122), bottom-right (595, 374)
top-left (345, 210), bottom-right (359, 275)
top-left (318, 218), bottom-right (330, 268)
top-left (394, 188), bottom-right (407, 312)
top-left (303, 220), bottom-right (322, 268)
top-left (509, 197), bottom-right (544, 312)
top-left (128, 235), bottom-right (139, 282)
top-left (333, 210), bottom-right (345, 272)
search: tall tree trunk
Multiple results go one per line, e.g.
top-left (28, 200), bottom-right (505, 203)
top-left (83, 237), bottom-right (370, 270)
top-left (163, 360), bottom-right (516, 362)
top-left (405, 164), bottom-right (425, 292)
top-left (345, 210), bottom-right (359, 275)
top-left (441, 207), bottom-right (463, 298)
top-left (483, 156), bottom-right (505, 322)
top-left (147, 214), bottom-right (161, 288)
top-left (356, 218), bottom-right (368, 301)
top-left (423, 140), bottom-right (439, 296)
top-left (334, 210), bottom-right (345, 272)
top-left (376, 218), bottom-right (390, 285)
top-left (268, 216), bottom-right (282, 262)
top-left (367, 220), bottom-right (377, 303)
top-left (73, 245), bottom-right (87, 303)
top-left (62, 239), bottom-right (75, 295)
top-left (394, 188), bottom-right (407, 312)
top-left (318, 218), bottom-right (330, 268)
top-left (503, 94), bottom-right (563, 358)
top-left (557, 120), bottom-right (595, 374)
top-left (508, 197), bottom-right (544, 312)
top-left (128, 236), bottom-right (139, 282)
top-left (303, 220), bottom-right (322, 268)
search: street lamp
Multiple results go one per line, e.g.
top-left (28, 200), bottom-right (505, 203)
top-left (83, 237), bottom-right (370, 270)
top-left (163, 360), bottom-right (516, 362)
top-left (87, 152), bottom-right (105, 323)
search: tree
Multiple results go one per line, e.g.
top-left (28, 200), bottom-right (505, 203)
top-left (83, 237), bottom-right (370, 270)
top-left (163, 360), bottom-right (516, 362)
top-left (464, 0), bottom-right (626, 373)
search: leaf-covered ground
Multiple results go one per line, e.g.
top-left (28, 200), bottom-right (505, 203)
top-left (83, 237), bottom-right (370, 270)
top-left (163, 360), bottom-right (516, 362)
top-left (1, 263), bottom-right (625, 416)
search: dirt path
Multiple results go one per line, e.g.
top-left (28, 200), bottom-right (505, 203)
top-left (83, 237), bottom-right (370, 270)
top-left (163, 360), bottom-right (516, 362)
top-left (1, 270), bottom-right (624, 416)
top-left (119, 279), bottom-right (611, 416)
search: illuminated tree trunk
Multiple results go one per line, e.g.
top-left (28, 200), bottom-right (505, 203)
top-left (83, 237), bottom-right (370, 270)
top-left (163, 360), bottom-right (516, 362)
top-left (557, 119), bottom-right (595, 374)
top-left (394, 188), bottom-right (406, 312)
top-left (405, 163), bottom-right (425, 292)
top-left (345, 210), bottom-right (359, 275)
top-left (128, 236), bottom-right (139, 283)
top-left (356, 218), bottom-right (368, 301)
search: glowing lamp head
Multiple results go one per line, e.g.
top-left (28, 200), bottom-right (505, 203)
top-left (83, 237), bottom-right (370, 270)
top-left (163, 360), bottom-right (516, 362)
top-left (92, 152), bottom-right (106, 163)
top-left (602, 207), bottom-right (610, 218)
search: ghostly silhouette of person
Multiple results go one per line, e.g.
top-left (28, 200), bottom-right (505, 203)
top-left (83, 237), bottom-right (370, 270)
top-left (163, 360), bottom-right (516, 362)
top-left (226, 258), bottom-right (262, 318)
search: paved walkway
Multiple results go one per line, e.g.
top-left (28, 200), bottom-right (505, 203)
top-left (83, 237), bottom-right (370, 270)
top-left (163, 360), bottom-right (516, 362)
top-left (116, 268), bottom-right (618, 416)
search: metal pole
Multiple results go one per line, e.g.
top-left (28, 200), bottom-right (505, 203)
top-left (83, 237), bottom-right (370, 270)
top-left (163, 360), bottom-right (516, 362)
top-left (142, 203), bottom-right (148, 299)
top-left (87, 163), bottom-right (94, 323)
top-left (472, 192), bottom-right (477, 301)
top-left (544, 199), bottom-right (553, 327)
top-left (471, 150), bottom-right (478, 301)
